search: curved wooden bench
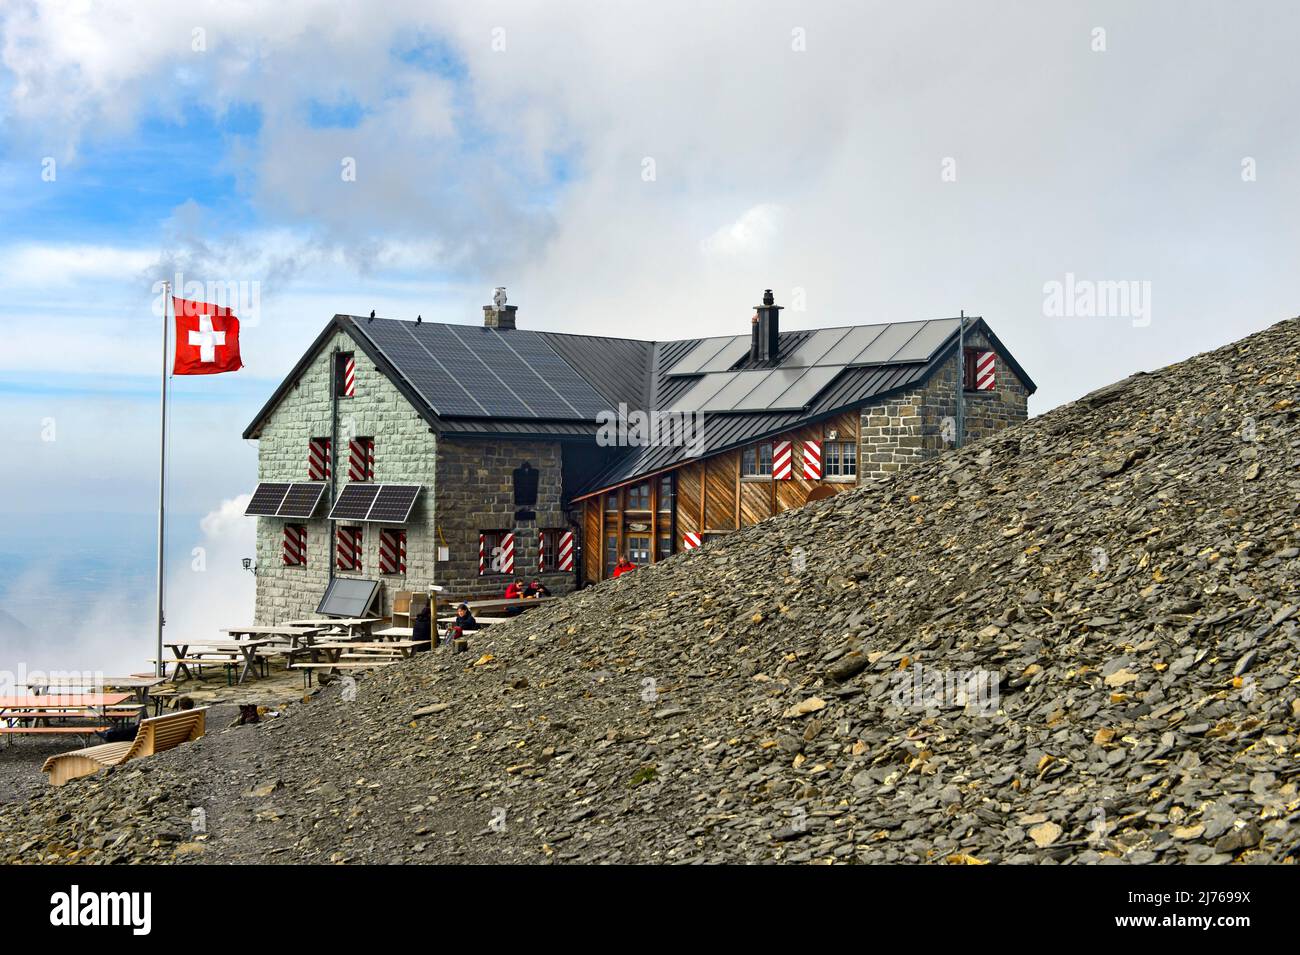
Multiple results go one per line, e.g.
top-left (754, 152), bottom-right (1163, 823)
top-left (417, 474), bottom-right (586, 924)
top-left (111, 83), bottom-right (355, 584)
top-left (41, 707), bottom-right (208, 787)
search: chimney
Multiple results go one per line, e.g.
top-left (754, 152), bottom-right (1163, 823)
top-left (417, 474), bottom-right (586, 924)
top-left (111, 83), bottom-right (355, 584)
top-left (753, 289), bottom-right (781, 362)
top-left (484, 286), bottom-right (517, 329)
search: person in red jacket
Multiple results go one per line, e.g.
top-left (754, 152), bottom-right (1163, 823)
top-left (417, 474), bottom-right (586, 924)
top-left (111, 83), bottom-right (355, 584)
top-left (504, 579), bottom-right (524, 599)
top-left (612, 555), bottom-right (637, 578)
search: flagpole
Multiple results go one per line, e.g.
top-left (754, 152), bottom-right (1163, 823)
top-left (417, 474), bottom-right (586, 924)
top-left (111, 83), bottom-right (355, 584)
top-left (956, 310), bottom-right (966, 450)
top-left (155, 283), bottom-right (169, 678)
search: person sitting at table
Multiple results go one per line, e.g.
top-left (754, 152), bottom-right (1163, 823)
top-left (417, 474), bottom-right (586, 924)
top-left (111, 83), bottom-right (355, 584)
top-left (525, 579), bottom-right (551, 598)
top-left (612, 555), bottom-right (637, 578)
top-left (504, 579), bottom-right (524, 599)
top-left (454, 603), bottom-right (479, 631)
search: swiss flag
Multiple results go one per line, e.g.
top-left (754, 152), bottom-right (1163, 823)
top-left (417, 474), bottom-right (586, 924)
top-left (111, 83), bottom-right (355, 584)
top-left (172, 297), bottom-right (243, 375)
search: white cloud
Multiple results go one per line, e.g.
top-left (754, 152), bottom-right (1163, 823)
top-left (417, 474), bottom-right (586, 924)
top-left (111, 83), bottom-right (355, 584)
top-left (702, 204), bottom-right (784, 259)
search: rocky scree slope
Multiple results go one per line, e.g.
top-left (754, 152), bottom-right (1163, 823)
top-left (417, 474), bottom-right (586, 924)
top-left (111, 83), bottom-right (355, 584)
top-left (2, 316), bottom-right (1298, 864)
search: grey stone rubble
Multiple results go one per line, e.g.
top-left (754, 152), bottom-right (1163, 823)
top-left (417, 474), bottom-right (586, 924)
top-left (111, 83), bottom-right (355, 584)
top-left (1, 316), bottom-right (1297, 864)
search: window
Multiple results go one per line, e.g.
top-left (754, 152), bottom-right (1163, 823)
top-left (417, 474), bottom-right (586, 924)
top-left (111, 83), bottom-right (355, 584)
top-left (742, 442), bottom-right (773, 477)
top-left (539, 528), bottom-right (575, 573)
top-left (336, 526), bottom-right (363, 572)
top-left (348, 437), bottom-right (375, 482)
top-left (480, 530), bottom-right (513, 576)
top-left (626, 482), bottom-right (650, 511)
top-left (657, 474), bottom-right (674, 512)
top-left (604, 490), bottom-right (620, 512)
top-left (658, 534), bottom-right (673, 561)
top-left (379, 528), bottom-right (406, 576)
top-left (824, 441), bottom-right (858, 479)
top-left (308, 437), bottom-right (331, 481)
top-left (282, 524), bottom-right (307, 566)
top-left (336, 352), bottom-right (356, 398)
top-left (627, 536), bottom-right (651, 566)
top-left (604, 532), bottom-right (618, 577)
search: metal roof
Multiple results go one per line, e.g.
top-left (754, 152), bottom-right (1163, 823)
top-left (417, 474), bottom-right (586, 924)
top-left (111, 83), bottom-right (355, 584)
top-left (244, 314), bottom-right (1036, 488)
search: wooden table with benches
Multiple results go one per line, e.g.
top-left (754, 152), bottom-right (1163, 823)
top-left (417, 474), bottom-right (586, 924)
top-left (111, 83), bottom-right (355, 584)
top-left (164, 639), bottom-right (273, 684)
top-left (0, 693), bottom-right (138, 743)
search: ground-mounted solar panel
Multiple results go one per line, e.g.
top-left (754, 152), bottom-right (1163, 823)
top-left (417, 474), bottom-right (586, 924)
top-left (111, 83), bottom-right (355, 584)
top-left (245, 482), bottom-right (292, 516)
top-left (277, 483), bottom-right (327, 518)
top-left (328, 483), bottom-right (381, 521)
top-left (317, 577), bottom-right (380, 617)
top-left (768, 364), bottom-right (843, 409)
top-left (367, 485), bottom-right (421, 524)
top-left (666, 372), bottom-right (740, 413)
top-left (700, 370), bottom-right (770, 412)
top-left (888, 318), bottom-right (962, 363)
top-left (782, 327), bottom-right (852, 367)
top-left (850, 320), bottom-right (931, 365)
top-left (664, 337), bottom-right (732, 376)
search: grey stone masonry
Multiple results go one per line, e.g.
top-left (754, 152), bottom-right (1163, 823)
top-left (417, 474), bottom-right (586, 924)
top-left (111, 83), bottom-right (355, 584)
top-left (434, 436), bottom-right (577, 599)
top-left (857, 328), bottom-right (1029, 479)
top-left (253, 329), bottom-right (437, 622)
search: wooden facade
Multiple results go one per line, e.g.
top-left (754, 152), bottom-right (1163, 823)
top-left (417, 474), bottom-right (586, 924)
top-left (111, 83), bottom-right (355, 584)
top-left (579, 410), bottom-right (859, 583)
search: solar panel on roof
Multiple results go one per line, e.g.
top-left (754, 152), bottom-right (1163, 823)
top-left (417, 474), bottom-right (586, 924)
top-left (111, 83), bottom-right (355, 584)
top-left (277, 483), bottom-right (327, 518)
top-left (699, 370), bottom-right (769, 412)
top-left (367, 485), bottom-right (420, 524)
top-left (782, 327), bottom-right (852, 367)
top-left (727, 368), bottom-right (810, 411)
top-left (888, 318), bottom-right (961, 363)
top-left (850, 320), bottom-right (930, 364)
top-left (817, 325), bottom-right (885, 365)
top-left (767, 364), bottom-right (843, 409)
top-left (245, 482), bottom-right (291, 516)
top-left (664, 337), bottom-right (732, 376)
top-left (666, 372), bottom-right (740, 413)
top-left (695, 336), bottom-right (750, 374)
top-left (328, 483), bottom-right (381, 521)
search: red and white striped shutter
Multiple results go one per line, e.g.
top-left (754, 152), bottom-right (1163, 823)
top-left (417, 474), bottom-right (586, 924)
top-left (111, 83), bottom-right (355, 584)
top-left (308, 438), bottom-right (330, 481)
top-left (479, 533), bottom-right (486, 575)
top-left (802, 440), bottom-right (822, 480)
top-left (683, 532), bottom-right (702, 550)
top-left (283, 525), bottom-right (306, 565)
top-left (344, 356), bottom-right (356, 397)
top-left (538, 529), bottom-right (545, 572)
top-left (379, 529), bottom-right (406, 575)
top-left (501, 532), bottom-right (515, 574)
top-left (773, 440), bottom-right (793, 480)
top-left (337, 527), bottom-right (362, 571)
top-left (558, 530), bottom-right (575, 571)
top-left (975, 351), bottom-right (996, 391)
top-left (348, 438), bottom-right (373, 481)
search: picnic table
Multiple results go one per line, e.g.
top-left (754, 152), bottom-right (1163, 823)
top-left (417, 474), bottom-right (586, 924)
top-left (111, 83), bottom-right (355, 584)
top-left (164, 639), bottom-right (272, 684)
top-left (0, 693), bottom-right (136, 738)
top-left (284, 617), bottom-right (382, 639)
top-left (223, 625), bottom-right (324, 648)
top-left (25, 676), bottom-right (165, 709)
top-left (438, 615), bottom-right (511, 626)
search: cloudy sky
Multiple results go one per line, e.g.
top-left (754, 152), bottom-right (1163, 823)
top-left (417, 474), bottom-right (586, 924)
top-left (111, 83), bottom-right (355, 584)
top-left (1, 1), bottom-right (1297, 665)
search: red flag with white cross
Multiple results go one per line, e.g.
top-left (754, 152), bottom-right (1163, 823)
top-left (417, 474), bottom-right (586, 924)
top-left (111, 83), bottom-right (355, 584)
top-left (172, 297), bottom-right (243, 375)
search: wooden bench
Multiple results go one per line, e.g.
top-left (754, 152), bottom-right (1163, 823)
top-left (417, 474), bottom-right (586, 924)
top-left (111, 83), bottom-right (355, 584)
top-left (290, 660), bottom-right (397, 687)
top-left (41, 708), bottom-right (208, 787)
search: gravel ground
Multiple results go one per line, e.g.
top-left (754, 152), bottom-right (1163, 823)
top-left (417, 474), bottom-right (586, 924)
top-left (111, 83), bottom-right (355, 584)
top-left (1, 315), bottom-right (1297, 865)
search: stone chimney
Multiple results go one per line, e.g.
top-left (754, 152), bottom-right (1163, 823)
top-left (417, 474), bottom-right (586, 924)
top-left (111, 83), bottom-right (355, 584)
top-left (753, 289), bottom-right (782, 362)
top-left (484, 287), bottom-right (517, 329)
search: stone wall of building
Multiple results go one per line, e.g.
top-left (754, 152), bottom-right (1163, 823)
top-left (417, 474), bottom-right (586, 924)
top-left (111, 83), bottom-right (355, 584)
top-left (857, 328), bottom-right (1030, 479)
top-left (253, 329), bottom-right (438, 621)
top-left (433, 436), bottom-right (579, 599)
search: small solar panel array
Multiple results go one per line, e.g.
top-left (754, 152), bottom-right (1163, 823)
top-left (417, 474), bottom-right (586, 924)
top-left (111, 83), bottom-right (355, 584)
top-left (356, 319), bottom-right (610, 421)
top-left (327, 484), bottom-right (421, 523)
top-left (661, 318), bottom-right (962, 415)
top-left (245, 482), bottom-right (327, 518)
